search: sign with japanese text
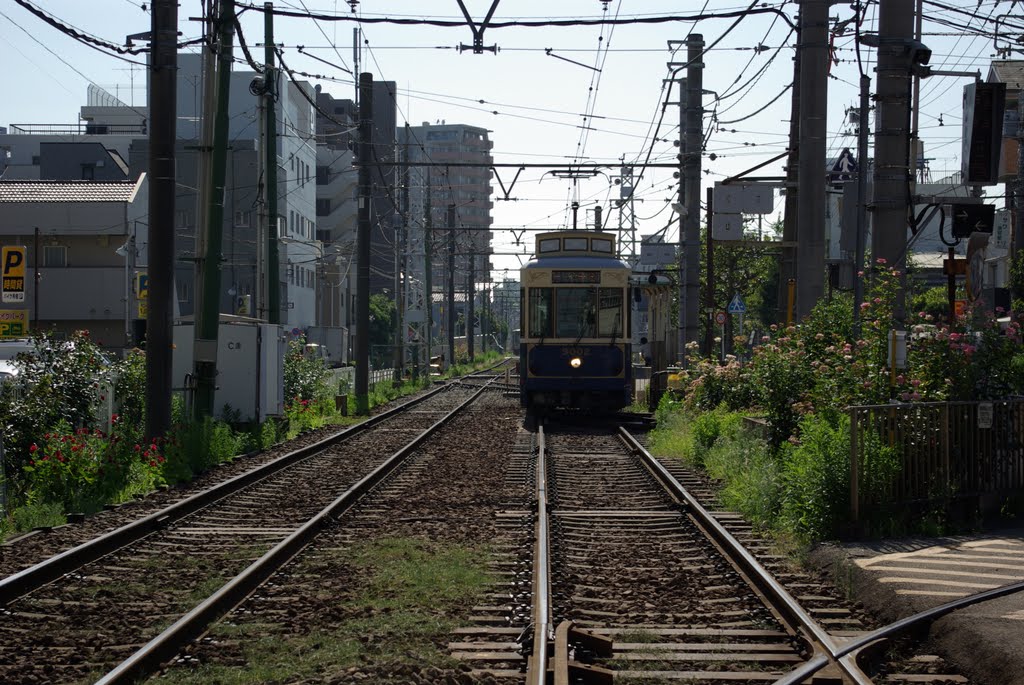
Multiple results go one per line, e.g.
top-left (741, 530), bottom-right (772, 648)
top-left (0, 309), bottom-right (28, 339)
top-left (1, 247), bottom-right (26, 304)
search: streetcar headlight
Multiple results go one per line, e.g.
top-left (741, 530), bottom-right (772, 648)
top-left (569, 356), bottom-right (583, 369)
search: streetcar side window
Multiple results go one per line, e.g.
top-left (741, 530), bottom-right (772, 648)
top-left (528, 288), bottom-right (554, 338)
top-left (597, 288), bottom-right (623, 337)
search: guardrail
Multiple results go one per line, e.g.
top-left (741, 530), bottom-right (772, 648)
top-left (849, 399), bottom-right (1024, 527)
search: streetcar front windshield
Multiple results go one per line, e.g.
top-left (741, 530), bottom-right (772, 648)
top-left (554, 287), bottom-right (622, 338)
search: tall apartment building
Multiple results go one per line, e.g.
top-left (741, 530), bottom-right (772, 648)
top-left (398, 123), bottom-right (494, 349)
top-left (174, 54), bottom-right (320, 329)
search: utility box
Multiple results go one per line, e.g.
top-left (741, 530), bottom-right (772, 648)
top-left (173, 315), bottom-right (285, 422)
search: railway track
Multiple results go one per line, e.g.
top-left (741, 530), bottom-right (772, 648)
top-left (0, 390), bottom-right (979, 683)
top-left (455, 419), bottom-right (971, 684)
top-left (0, 376), bottom-right (500, 684)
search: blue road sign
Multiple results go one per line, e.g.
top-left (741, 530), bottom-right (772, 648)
top-left (728, 294), bottom-right (747, 314)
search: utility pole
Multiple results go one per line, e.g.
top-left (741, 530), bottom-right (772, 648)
top-left (396, 142), bottom-right (410, 383)
top-left (424, 177), bottom-right (433, 374)
top-left (682, 34), bottom-right (704, 363)
top-left (616, 161), bottom-right (638, 268)
top-left (468, 254), bottom-right (475, 361)
top-left (779, 16), bottom-right (802, 322)
top-left (795, 0), bottom-right (831, 320)
top-left (1012, 82), bottom-right (1024, 320)
top-left (355, 73), bottom-right (373, 414)
top-left (871, 0), bottom-right (916, 324)
top-left (704, 187), bottom-right (715, 356)
top-left (264, 3), bottom-right (280, 325)
top-left (146, 0), bottom-right (176, 442)
top-left (447, 202), bottom-right (456, 369)
top-left (33, 227), bottom-right (39, 326)
top-left (852, 74), bottom-right (871, 338)
top-left (194, 0), bottom-right (235, 419)
top-left (392, 214), bottom-right (402, 383)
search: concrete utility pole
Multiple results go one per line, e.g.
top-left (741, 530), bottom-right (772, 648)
top-left (355, 73), bottom-right (373, 414)
top-left (264, 3), bottom-right (281, 324)
top-left (871, 0), bottom-right (917, 324)
top-left (194, 0), bottom-right (235, 419)
top-left (447, 202), bottom-right (456, 369)
top-left (1013, 90), bottom-right (1024, 319)
top-left (146, 0), bottom-right (177, 442)
top-left (779, 15), bottom-right (802, 322)
top-left (795, 0), bottom-right (831, 320)
top-left (704, 187), bottom-right (715, 356)
top-left (674, 34), bottom-right (704, 364)
top-left (852, 74), bottom-right (872, 338)
top-left (395, 143), bottom-right (410, 383)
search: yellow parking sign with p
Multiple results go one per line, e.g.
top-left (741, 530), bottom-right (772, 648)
top-left (2, 246), bottom-right (26, 304)
top-left (136, 271), bottom-right (149, 318)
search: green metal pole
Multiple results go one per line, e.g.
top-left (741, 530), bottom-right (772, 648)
top-left (265, 2), bottom-right (280, 324)
top-left (194, 0), bottom-right (235, 419)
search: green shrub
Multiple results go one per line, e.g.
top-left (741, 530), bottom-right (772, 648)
top-left (284, 337), bottom-right (332, 407)
top-left (163, 417), bottom-right (241, 483)
top-left (22, 418), bottom-right (163, 514)
top-left (778, 411), bottom-right (851, 542)
top-left (10, 500), bottom-right (65, 532)
top-left (0, 330), bottom-right (107, 482)
top-left (113, 349), bottom-right (147, 429)
top-left (705, 424), bottom-right (780, 530)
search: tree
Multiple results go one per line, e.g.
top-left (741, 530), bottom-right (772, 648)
top-left (368, 294), bottom-right (397, 367)
top-left (700, 218), bottom-right (780, 356)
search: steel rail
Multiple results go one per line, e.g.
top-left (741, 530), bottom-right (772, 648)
top-left (773, 576), bottom-right (1024, 685)
top-left (618, 427), bottom-right (873, 685)
top-left (526, 423), bottom-right (553, 685)
top-left (96, 378), bottom-right (497, 684)
top-left (0, 381), bottom-right (455, 605)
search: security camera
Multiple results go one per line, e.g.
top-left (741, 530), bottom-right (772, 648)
top-left (908, 40), bottom-right (931, 65)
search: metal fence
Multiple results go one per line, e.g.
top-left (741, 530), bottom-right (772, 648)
top-left (849, 400), bottom-right (1024, 526)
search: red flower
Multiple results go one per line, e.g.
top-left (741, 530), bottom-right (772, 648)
top-left (111, 413), bottom-right (119, 423)
top-left (133, 444), bottom-right (141, 452)
top-left (148, 461), bottom-right (156, 468)
top-left (29, 444), bottom-right (38, 453)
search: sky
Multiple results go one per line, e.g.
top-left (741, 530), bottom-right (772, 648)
top-left (0, 0), bottom-right (1013, 278)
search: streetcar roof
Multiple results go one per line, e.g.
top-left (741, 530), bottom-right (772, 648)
top-left (521, 254), bottom-right (630, 270)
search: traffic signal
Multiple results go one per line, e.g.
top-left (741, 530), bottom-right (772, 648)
top-left (961, 82), bottom-right (1006, 185)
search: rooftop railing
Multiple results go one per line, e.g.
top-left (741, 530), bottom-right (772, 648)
top-left (7, 123), bottom-right (147, 136)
